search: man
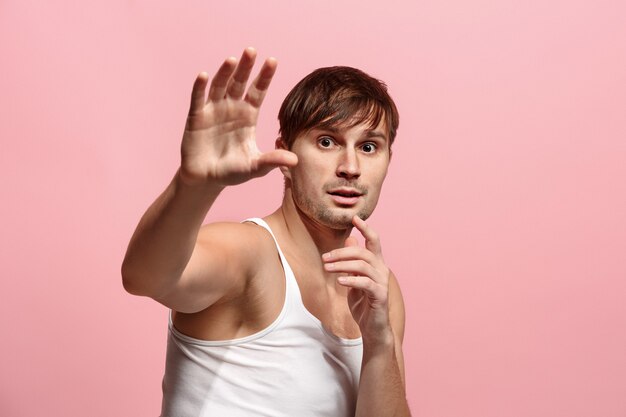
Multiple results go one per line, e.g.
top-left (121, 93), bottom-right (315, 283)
top-left (122, 47), bottom-right (410, 417)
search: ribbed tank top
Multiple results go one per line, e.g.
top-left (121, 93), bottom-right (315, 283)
top-left (160, 218), bottom-right (363, 417)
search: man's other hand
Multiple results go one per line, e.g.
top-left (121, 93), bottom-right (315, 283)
top-left (322, 215), bottom-right (393, 347)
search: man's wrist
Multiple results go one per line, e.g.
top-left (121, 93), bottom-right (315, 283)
top-left (362, 329), bottom-right (395, 357)
top-left (175, 168), bottom-right (225, 199)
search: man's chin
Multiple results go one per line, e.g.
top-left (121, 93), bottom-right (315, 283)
top-left (326, 218), bottom-right (354, 230)
top-left (317, 208), bottom-right (371, 230)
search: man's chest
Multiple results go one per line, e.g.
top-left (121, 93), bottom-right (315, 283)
top-left (288, 261), bottom-right (362, 340)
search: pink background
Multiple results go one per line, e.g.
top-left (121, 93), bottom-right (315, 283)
top-left (1, 1), bottom-right (625, 416)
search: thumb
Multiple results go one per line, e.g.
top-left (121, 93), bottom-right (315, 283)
top-left (344, 236), bottom-right (359, 248)
top-left (253, 149), bottom-right (298, 178)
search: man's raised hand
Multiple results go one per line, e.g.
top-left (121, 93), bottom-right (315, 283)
top-left (180, 48), bottom-right (297, 188)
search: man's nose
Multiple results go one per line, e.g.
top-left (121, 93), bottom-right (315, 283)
top-left (336, 149), bottom-right (361, 179)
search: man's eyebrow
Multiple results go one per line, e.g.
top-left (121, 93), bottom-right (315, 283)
top-left (315, 127), bottom-right (339, 134)
top-left (310, 127), bottom-right (388, 142)
top-left (365, 130), bottom-right (388, 141)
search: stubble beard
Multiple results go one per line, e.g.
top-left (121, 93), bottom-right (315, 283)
top-left (291, 183), bottom-right (374, 230)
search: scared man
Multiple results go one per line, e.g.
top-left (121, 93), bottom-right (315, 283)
top-left (122, 47), bottom-right (410, 417)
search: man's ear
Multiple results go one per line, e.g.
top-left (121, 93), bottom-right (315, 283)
top-left (275, 137), bottom-right (292, 179)
top-left (275, 137), bottom-right (287, 150)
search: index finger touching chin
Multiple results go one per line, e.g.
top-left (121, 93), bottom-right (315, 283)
top-left (351, 215), bottom-right (382, 255)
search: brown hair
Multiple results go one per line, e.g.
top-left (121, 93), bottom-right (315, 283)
top-left (278, 66), bottom-right (399, 149)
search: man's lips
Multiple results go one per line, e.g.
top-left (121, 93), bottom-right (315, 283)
top-left (327, 188), bottom-right (364, 206)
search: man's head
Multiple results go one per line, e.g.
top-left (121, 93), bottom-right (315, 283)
top-left (277, 66), bottom-right (399, 229)
top-left (278, 66), bottom-right (399, 150)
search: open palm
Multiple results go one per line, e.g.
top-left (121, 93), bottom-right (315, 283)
top-left (180, 48), bottom-right (297, 187)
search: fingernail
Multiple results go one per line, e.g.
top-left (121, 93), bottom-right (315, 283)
top-left (337, 277), bottom-right (348, 283)
top-left (325, 263), bottom-right (334, 270)
top-left (322, 252), bottom-right (332, 260)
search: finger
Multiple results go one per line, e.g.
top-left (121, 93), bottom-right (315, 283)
top-left (245, 57), bottom-right (278, 108)
top-left (189, 72), bottom-right (209, 114)
top-left (226, 47), bottom-right (257, 99)
top-left (337, 276), bottom-right (386, 303)
top-left (251, 149), bottom-right (298, 178)
top-left (352, 215), bottom-right (383, 256)
top-left (324, 259), bottom-right (378, 280)
top-left (322, 246), bottom-right (377, 264)
top-left (208, 56), bottom-right (237, 101)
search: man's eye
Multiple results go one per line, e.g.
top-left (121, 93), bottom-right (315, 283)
top-left (318, 137), bottom-right (333, 148)
top-left (361, 143), bottom-right (377, 153)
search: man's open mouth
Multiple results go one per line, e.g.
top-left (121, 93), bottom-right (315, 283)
top-left (327, 188), bottom-right (364, 205)
top-left (328, 189), bottom-right (363, 197)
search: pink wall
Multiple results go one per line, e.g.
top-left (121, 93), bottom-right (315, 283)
top-left (1, 1), bottom-right (625, 416)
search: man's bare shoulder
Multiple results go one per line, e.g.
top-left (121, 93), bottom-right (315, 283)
top-left (197, 220), bottom-right (273, 245)
top-left (155, 220), bottom-right (278, 313)
top-left (195, 220), bottom-right (278, 271)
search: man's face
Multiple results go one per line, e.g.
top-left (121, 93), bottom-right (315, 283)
top-left (285, 119), bottom-right (391, 229)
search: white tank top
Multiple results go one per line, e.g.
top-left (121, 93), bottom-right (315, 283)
top-left (160, 218), bottom-right (363, 417)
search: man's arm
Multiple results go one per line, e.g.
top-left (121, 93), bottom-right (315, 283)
top-left (355, 272), bottom-right (410, 417)
top-left (121, 48), bottom-right (297, 313)
top-left (322, 216), bottom-right (411, 416)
